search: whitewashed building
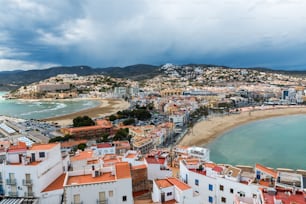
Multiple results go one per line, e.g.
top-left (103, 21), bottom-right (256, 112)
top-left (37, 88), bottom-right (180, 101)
top-left (63, 162), bottom-right (133, 204)
top-left (179, 160), bottom-right (262, 204)
top-left (0, 142), bottom-right (69, 203)
top-left (152, 177), bottom-right (200, 203)
top-left (144, 154), bottom-right (172, 180)
top-left (92, 143), bottom-right (116, 156)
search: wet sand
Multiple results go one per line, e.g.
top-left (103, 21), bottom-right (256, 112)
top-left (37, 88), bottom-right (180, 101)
top-left (43, 99), bottom-right (130, 127)
top-left (179, 106), bottom-right (306, 147)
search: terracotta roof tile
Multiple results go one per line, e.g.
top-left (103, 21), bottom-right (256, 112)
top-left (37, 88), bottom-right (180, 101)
top-left (68, 125), bottom-right (107, 133)
top-left (42, 174), bottom-right (66, 192)
top-left (155, 179), bottom-right (173, 189)
top-left (61, 140), bottom-right (87, 148)
top-left (145, 156), bottom-right (165, 164)
top-left (115, 162), bottom-right (131, 179)
top-left (256, 163), bottom-right (278, 178)
top-left (29, 143), bottom-right (58, 151)
top-left (212, 166), bottom-right (223, 173)
top-left (67, 172), bottom-right (115, 185)
top-left (7, 141), bottom-right (27, 152)
top-left (132, 164), bottom-right (147, 170)
top-left (70, 151), bottom-right (93, 162)
top-left (97, 143), bottom-right (113, 148)
top-left (167, 177), bottom-right (191, 191)
top-left (205, 163), bottom-right (216, 168)
top-left (126, 153), bottom-right (137, 159)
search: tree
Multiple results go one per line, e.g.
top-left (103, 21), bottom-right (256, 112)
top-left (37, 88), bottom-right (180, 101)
top-left (97, 133), bottom-right (110, 143)
top-left (123, 118), bottom-right (135, 125)
top-left (109, 115), bottom-right (117, 121)
top-left (198, 164), bottom-right (204, 171)
top-left (113, 128), bottom-right (129, 141)
top-left (133, 109), bottom-right (151, 120)
top-left (77, 143), bottom-right (87, 151)
top-left (147, 102), bottom-right (154, 110)
top-left (49, 134), bottom-right (71, 143)
top-left (73, 116), bottom-right (95, 127)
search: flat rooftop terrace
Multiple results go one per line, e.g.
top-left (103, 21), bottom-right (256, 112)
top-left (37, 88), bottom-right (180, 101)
top-left (67, 172), bottom-right (116, 186)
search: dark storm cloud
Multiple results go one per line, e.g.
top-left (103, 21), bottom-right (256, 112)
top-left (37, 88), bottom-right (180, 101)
top-left (1, 0), bottom-right (306, 70)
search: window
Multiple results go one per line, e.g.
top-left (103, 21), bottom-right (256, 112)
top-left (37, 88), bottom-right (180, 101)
top-left (209, 196), bottom-right (213, 203)
top-left (39, 152), bottom-right (45, 158)
top-left (73, 194), bottom-right (80, 203)
top-left (239, 191), bottom-right (246, 197)
top-left (122, 195), bottom-right (127, 202)
top-left (230, 188), bottom-right (234, 194)
top-left (208, 184), bottom-right (213, 191)
top-left (195, 179), bottom-right (199, 186)
top-left (219, 185), bottom-right (224, 191)
top-left (25, 173), bottom-right (31, 183)
top-left (99, 192), bottom-right (105, 202)
top-left (109, 190), bottom-right (113, 197)
top-left (167, 192), bottom-right (172, 196)
top-left (221, 197), bottom-right (226, 203)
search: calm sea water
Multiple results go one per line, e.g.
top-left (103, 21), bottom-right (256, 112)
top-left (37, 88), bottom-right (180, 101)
top-left (207, 114), bottom-right (306, 169)
top-left (0, 92), bottom-right (100, 119)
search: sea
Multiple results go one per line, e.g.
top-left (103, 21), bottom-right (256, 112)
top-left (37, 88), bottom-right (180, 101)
top-left (207, 114), bottom-right (306, 170)
top-left (0, 91), bottom-right (100, 120)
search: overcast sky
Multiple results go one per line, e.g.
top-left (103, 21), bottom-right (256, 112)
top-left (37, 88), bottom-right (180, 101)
top-left (1, 0), bottom-right (306, 71)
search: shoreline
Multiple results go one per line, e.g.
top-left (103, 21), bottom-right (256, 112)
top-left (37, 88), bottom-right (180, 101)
top-left (43, 98), bottom-right (130, 127)
top-left (179, 105), bottom-right (306, 147)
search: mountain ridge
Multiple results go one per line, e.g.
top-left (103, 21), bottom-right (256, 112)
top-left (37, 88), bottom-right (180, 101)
top-left (0, 64), bottom-right (161, 90)
top-left (1, 63), bottom-right (306, 91)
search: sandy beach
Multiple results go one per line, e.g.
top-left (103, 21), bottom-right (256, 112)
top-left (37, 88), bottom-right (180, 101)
top-left (44, 98), bottom-right (130, 127)
top-left (179, 106), bottom-right (306, 147)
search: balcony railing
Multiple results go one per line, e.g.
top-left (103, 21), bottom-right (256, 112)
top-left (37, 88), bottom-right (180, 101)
top-left (24, 192), bottom-right (35, 197)
top-left (8, 191), bottom-right (18, 197)
top-left (6, 179), bottom-right (16, 185)
top-left (97, 199), bottom-right (108, 204)
top-left (22, 179), bottom-right (33, 186)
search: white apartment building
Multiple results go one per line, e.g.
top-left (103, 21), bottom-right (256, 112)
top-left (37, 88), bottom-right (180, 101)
top-left (121, 150), bottom-right (144, 167)
top-left (152, 177), bottom-right (200, 203)
top-left (179, 160), bottom-right (305, 204)
top-left (187, 146), bottom-right (210, 162)
top-left (114, 87), bottom-right (127, 97)
top-left (179, 160), bottom-right (262, 204)
top-left (174, 146), bottom-right (210, 162)
top-left (144, 155), bottom-right (172, 181)
top-left (70, 150), bottom-right (100, 171)
top-left (93, 143), bottom-right (116, 156)
top-left (131, 136), bottom-right (154, 154)
top-left (169, 112), bottom-right (187, 127)
top-left (0, 142), bottom-right (69, 203)
top-left (63, 162), bottom-right (133, 204)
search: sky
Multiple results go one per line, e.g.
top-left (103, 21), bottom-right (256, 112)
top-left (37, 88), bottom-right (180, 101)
top-left (1, 0), bottom-right (306, 71)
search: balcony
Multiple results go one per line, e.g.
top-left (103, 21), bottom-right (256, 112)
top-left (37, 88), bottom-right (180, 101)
top-left (22, 179), bottom-right (33, 186)
top-left (97, 200), bottom-right (108, 204)
top-left (24, 192), bottom-right (35, 197)
top-left (6, 179), bottom-right (16, 185)
top-left (8, 191), bottom-right (18, 197)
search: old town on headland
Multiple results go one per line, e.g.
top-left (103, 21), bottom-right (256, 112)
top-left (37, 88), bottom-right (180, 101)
top-left (0, 64), bottom-right (306, 204)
